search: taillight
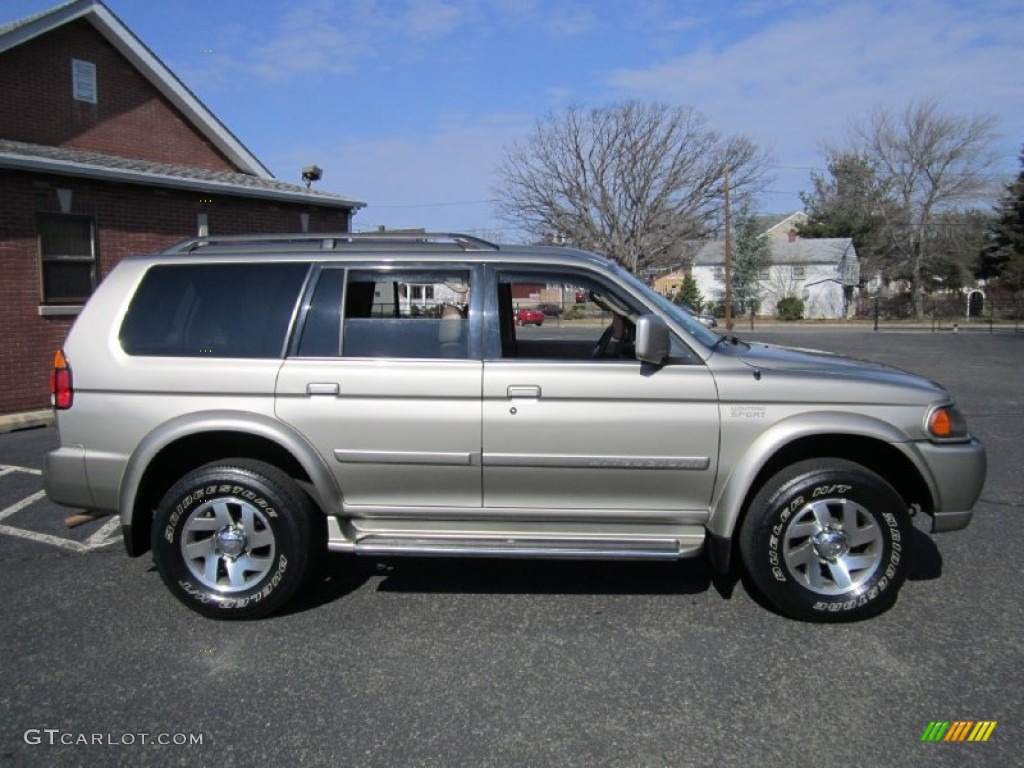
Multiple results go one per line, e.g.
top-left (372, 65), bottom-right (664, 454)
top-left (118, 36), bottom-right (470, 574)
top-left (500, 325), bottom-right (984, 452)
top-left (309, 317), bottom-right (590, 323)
top-left (50, 349), bottom-right (73, 409)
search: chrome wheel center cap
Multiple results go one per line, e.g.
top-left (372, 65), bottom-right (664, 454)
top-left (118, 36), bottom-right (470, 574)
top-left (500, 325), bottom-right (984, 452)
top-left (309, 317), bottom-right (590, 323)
top-left (812, 528), bottom-right (849, 561)
top-left (215, 526), bottom-right (247, 558)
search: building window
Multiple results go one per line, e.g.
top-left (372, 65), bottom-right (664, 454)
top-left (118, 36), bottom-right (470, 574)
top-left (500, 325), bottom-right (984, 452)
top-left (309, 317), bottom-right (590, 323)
top-left (409, 285), bottom-right (435, 303)
top-left (792, 266), bottom-right (806, 279)
top-left (757, 268), bottom-right (771, 280)
top-left (38, 213), bottom-right (96, 304)
top-left (72, 59), bottom-right (97, 103)
top-left (713, 267), bottom-right (725, 281)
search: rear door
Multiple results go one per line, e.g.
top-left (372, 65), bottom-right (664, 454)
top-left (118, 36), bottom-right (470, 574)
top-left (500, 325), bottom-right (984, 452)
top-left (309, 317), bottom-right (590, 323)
top-left (276, 264), bottom-right (483, 510)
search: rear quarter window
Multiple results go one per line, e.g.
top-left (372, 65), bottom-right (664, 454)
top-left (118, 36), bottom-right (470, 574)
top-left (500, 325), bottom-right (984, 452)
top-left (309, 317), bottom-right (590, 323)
top-left (119, 262), bottom-right (309, 358)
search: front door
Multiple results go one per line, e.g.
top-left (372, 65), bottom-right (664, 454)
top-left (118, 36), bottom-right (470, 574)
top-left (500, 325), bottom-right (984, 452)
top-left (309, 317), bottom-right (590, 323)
top-left (482, 268), bottom-right (719, 515)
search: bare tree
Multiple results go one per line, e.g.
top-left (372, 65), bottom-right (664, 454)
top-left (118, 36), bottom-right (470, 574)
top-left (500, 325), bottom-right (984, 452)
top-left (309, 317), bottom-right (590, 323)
top-left (494, 101), bottom-right (771, 274)
top-left (852, 100), bottom-right (999, 317)
top-left (765, 265), bottom-right (803, 308)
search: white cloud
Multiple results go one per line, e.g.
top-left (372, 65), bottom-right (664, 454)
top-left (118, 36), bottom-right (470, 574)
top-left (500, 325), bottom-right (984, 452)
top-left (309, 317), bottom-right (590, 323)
top-left (543, 7), bottom-right (597, 38)
top-left (607, 0), bottom-right (1024, 210)
top-left (233, 0), bottom-right (481, 81)
top-left (402, 0), bottom-right (467, 38)
top-left (268, 111), bottom-right (535, 235)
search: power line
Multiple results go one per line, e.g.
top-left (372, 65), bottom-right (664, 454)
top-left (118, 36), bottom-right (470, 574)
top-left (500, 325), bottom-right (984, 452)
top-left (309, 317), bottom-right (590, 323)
top-left (366, 199), bottom-right (498, 209)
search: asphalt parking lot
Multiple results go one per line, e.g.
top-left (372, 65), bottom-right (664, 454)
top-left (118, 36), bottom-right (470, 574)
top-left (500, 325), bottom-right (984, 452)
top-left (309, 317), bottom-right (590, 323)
top-left (0, 327), bottom-right (1021, 767)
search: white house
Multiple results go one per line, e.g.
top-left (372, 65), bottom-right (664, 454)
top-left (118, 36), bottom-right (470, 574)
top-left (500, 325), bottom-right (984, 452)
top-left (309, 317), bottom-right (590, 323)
top-left (691, 213), bottom-right (860, 319)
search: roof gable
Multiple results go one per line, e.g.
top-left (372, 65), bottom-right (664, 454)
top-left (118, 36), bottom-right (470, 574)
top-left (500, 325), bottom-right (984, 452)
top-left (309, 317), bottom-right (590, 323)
top-left (761, 211), bottom-right (808, 240)
top-left (0, 0), bottom-right (271, 178)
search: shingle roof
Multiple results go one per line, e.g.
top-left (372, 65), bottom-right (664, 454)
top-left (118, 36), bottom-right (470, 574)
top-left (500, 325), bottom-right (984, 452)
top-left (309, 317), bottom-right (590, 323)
top-left (693, 237), bottom-right (855, 266)
top-left (0, 0), bottom-right (77, 36)
top-left (751, 214), bottom-right (792, 232)
top-left (0, 139), bottom-right (365, 209)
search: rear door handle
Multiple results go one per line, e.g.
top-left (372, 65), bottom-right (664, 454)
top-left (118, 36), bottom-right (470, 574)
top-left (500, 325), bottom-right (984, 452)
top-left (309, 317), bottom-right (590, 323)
top-left (507, 385), bottom-right (541, 399)
top-left (306, 382), bottom-right (340, 396)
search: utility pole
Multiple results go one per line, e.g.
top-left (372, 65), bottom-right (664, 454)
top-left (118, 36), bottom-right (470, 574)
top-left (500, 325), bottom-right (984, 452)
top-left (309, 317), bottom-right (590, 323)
top-left (723, 167), bottom-right (733, 331)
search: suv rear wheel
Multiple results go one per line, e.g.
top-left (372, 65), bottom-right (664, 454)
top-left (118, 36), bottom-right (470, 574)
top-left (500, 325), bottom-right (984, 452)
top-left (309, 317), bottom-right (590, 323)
top-left (739, 459), bottom-right (911, 622)
top-left (152, 459), bottom-right (318, 619)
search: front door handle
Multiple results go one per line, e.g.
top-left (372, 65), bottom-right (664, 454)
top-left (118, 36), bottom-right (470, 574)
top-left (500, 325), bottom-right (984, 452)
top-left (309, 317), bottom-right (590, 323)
top-left (306, 382), bottom-right (340, 396)
top-left (507, 385), bottom-right (541, 399)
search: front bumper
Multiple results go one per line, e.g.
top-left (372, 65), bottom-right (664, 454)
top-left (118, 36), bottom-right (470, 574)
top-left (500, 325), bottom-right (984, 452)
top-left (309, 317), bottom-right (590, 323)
top-left (916, 437), bottom-right (987, 532)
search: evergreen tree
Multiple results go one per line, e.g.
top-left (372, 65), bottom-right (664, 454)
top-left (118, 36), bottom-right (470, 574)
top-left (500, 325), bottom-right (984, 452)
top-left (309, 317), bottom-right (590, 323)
top-left (981, 147), bottom-right (1024, 292)
top-left (730, 199), bottom-right (771, 313)
top-left (797, 151), bottom-right (892, 280)
top-left (671, 274), bottom-right (704, 311)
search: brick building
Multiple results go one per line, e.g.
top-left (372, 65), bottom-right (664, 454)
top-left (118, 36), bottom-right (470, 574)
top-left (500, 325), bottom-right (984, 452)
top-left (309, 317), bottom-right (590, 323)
top-left (0, 0), bottom-right (365, 423)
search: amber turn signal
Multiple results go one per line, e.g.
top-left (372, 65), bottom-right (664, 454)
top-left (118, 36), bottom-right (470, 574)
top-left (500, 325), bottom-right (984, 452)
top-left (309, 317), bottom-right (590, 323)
top-left (926, 404), bottom-right (966, 441)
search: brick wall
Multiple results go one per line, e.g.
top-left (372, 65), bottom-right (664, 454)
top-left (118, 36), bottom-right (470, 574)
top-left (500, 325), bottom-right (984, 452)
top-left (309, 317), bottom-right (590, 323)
top-left (0, 19), bottom-right (238, 172)
top-left (0, 169), bottom-right (351, 415)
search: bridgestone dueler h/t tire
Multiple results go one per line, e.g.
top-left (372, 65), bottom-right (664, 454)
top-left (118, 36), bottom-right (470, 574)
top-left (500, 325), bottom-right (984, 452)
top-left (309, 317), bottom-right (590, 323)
top-left (739, 459), bottom-right (912, 623)
top-left (152, 459), bottom-right (317, 620)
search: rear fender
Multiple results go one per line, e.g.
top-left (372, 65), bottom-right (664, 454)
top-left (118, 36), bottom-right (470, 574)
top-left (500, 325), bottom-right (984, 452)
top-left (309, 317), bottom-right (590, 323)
top-left (119, 409), bottom-right (342, 533)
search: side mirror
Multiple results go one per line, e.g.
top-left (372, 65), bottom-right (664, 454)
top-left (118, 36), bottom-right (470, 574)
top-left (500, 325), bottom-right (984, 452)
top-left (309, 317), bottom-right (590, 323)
top-left (634, 314), bottom-right (669, 365)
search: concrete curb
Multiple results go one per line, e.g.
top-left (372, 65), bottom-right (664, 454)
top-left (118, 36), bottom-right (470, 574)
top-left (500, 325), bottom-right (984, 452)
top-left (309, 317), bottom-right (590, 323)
top-left (0, 410), bottom-right (53, 434)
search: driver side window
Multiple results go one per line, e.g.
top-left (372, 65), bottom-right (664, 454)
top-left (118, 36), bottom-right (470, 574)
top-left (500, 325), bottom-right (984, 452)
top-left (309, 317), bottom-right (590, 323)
top-left (496, 272), bottom-right (639, 361)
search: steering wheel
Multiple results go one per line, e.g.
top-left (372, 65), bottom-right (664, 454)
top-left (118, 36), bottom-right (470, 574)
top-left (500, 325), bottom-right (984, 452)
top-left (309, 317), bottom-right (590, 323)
top-left (591, 323), bottom-right (615, 358)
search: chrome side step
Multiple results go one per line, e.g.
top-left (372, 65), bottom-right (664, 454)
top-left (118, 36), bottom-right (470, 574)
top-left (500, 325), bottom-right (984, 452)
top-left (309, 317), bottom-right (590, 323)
top-left (354, 535), bottom-right (694, 560)
top-left (326, 518), bottom-right (705, 561)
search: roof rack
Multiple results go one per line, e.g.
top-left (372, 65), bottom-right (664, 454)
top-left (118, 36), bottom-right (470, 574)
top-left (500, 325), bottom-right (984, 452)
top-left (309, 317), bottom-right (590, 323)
top-left (162, 231), bottom-right (500, 254)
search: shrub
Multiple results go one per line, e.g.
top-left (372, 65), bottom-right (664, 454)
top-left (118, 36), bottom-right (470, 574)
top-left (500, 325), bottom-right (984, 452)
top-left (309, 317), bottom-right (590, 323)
top-left (776, 296), bottom-right (804, 321)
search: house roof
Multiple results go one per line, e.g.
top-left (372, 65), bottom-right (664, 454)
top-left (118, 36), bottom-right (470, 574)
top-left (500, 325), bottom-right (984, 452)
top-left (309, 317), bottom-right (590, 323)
top-left (0, 0), bottom-right (269, 178)
top-left (693, 237), bottom-right (855, 266)
top-left (759, 211), bottom-right (808, 238)
top-left (750, 213), bottom-right (794, 233)
top-left (0, 138), bottom-right (365, 209)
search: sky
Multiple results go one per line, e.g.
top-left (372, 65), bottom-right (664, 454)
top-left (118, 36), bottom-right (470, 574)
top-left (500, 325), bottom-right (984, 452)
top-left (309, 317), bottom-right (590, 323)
top-left (5, 0), bottom-right (1024, 239)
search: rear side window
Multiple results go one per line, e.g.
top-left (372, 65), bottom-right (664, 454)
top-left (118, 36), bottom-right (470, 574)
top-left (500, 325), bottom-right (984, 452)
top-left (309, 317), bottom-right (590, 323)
top-left (120, 262), bottom-right (309, 358)
top-left (295, 267), bottom-right (472, 359)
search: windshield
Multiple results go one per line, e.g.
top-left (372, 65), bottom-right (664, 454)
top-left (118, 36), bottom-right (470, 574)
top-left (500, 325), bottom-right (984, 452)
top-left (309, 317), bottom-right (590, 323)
top-left (606, 261), bottom-right (721, 348)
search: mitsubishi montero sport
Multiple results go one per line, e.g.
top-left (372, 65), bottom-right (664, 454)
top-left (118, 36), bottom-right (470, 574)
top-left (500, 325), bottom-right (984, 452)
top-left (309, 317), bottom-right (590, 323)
top-left (43, 232), bottom-right (986, 621)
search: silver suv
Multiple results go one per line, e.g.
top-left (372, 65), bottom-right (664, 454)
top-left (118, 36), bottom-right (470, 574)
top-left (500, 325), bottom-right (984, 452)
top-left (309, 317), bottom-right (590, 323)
top-left (43, 232), bottom-right (986, 622)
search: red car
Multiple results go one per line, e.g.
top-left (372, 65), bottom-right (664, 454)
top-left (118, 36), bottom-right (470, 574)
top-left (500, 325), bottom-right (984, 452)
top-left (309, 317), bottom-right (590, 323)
top-left (515, 307), bottom-right (544, 326)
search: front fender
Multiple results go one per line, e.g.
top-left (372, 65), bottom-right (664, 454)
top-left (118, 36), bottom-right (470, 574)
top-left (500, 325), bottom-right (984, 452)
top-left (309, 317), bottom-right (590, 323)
top-left (706, 410), bottom-right (928, 542)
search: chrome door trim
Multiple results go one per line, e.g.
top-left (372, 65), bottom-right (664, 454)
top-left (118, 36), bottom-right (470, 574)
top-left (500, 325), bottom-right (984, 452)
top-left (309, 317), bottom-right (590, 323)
top-left (483, 453), bottom-right (710, 470)
top-left (334, 449), bottom-right (478, 466)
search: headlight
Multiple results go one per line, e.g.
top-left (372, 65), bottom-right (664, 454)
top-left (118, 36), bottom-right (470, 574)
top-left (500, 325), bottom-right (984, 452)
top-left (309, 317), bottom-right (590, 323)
top-left (925, 403), bottom-right (969, 442)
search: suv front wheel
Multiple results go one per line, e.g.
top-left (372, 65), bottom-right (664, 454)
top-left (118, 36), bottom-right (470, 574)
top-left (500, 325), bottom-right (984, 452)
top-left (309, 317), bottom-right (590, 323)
top-left (739, 459), bottom-right (911, 622)
top-left (152, 459), bottom-right (318, 619)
